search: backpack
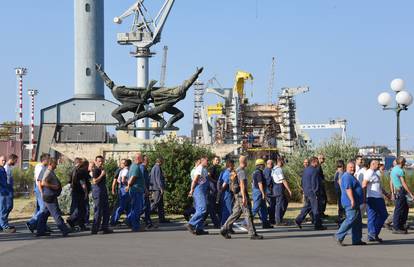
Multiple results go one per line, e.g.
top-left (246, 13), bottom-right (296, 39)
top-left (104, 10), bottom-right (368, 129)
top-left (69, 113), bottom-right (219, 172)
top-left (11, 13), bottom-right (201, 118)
top-left (229, 170), bottom-right (240, 194)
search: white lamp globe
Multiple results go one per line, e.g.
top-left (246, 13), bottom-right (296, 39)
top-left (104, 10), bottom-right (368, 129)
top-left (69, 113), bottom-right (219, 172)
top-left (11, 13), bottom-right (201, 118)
top-left (378, 92), bottom-right (392, 106)
top-left (396, 91), bottom-right (413, 106)
top-left (391, 78), bottom-right (405, 92)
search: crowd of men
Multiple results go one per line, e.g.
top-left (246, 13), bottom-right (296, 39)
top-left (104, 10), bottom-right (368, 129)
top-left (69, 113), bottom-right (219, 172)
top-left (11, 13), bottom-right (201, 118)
top-left (0, 152), bottom-right (413, 246)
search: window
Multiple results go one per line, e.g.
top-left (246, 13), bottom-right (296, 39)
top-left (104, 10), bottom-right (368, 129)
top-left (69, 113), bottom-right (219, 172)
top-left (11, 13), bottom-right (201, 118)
top-left (86, 68), bottom-right (91, 76)
top-left (85, 3), bottom-right (90, 12)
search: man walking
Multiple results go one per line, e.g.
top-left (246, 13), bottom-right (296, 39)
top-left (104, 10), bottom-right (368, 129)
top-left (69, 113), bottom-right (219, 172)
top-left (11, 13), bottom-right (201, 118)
top-left (150, 157), bottom-right (169, 224)
top-left (207, 156), bottom-right (221, 228)
top-left (272, 158), bottom-right (292, 225)
top-left (142, 156), bottom-right (154, 228)
top-left (391, 156), bottom-right (413, 234)
top-left (91, 156), bottom-right (113, 234)
top-left (335, 161), bottom-right (365, 246)
top-left (220, 156), bottom-right (263, 240)
top-left (317, 155), bottom-right (328, 218)
top-left (111, 159), bottom-right (131, 226)
top-left (264, 159), bottom-right (275, 225)
top-left (0, 155), bottom-right (17, 233)
top-left (186, 156), bottom-right (209, 235)
top-left (126, 153), bottom-right (146, 232)
top-left (362, 160), bottom-right (389, 242)
top-left (334, 160), bottom-right (346, 226)
top-left (295, 157), bottom-right (326, 230)
top-left (251, 159), bottom-right (272, 229)
top-left (219, 159), bottom-right (235, 226)
top-left (26, 153), bottom-right (50, 233)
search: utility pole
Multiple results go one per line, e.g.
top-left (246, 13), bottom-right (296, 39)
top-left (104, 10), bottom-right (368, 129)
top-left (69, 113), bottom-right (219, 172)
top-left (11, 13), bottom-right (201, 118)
top-left (267, 57), bottom-right (275, 104)
top-left (15, 67), bottom-right (27, 142)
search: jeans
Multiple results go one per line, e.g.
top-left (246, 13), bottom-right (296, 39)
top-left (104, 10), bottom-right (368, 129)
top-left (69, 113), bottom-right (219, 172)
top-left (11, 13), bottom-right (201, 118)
top-left (27, 188), bottom-right (45, 228)
top-left (336, 189), bottom-right (345, 224)
top-left (393, 190), bottom-right (409, 231)
top-left (220, 191), bottom-right (233, 226)
top-left (143, 195), bottom-right (152, 225)
top-left (127, 191), bottom-right (144, 231)
top-left (111, 188), bottom-right (131, 225)
top-left (336, 207), bottom-right (362, 244)
top-left (188, 185), bottom-right (208, 231)
top-left (0, 191), bottom-right (13, 229)
top-left (295, 195), bottom-right (322, 228)
top-left (366, 197), bottom-right (388, 239)
top-left (251, 188), bottom-right (268, 225)
top-left (206, 191), bottom-right (220, 227)
top-left (37, 198), bottom-right (70, 235)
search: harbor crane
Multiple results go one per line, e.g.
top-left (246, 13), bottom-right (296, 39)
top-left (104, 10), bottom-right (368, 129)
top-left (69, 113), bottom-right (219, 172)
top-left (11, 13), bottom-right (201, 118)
top-left (114, 0), bottom-right (175, 139)
top-left (298, 119), bottom-right (348, 144)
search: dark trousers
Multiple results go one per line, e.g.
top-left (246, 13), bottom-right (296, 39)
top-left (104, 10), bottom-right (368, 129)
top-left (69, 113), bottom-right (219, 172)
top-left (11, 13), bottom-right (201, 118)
top-left (143, 195), bottom-right (152, 225)
top-left (68, 192), bottom-right (86, 228)
top-left (296, 195), bottom-right (322, 228)
top-left (207, 192), bottom-right (220, 227)
top-left (319, 185), bottom-right (327, 214)
top-left (336, 190), bottom-right (345, 224)
top-left (37, 199), bottom-right (69, 235)
top-left (267, 196), bottom-right (276, 224)
top-left (393, 190), bottom-right (409, 231)
top-left (151, 190), bottom-right (165, 221)
top-left (275, 194), bottom-right (288, 224)
top-left (92, 186), bottom-right (110, 232)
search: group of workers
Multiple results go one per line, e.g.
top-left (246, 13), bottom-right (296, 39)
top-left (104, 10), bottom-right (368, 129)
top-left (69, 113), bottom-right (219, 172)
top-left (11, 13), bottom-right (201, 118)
top-left (1, 151), bottom-right (413, 246)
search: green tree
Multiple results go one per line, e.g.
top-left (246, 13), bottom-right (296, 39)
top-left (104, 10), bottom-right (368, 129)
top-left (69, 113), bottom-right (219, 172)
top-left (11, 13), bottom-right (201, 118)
top-left (147, 136), bottom-right (214, 214)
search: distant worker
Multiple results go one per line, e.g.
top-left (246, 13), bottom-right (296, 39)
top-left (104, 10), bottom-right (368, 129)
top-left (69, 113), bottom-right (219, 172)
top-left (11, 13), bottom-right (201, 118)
top-left (186, 156), bottom-right (209, 235)
top-left (0, 155), bottom-right (17, 233)
top-left (220, 156), bottom-right (263, 240)
top-left (334, 160), bottom-right (346, 226)
top-left (207, 156), bottom-right (221, 228)
top-left (295, 157), bottom-right (326, 230)
top-left (334, 161), bottom-right (365, 246)
top-left (219, 159), bottom-right (235, 226)
top-left (111, 159), bottom-right (131, 226)
top-left (126, 153), bottom-right (146, 232)
top-left (390, 157), bottom-right (413, 234)
top-left (142, 156), bottom-right (154, 228)
top-left (317, 155), bottom-right (328, 218)
top-left (26, 153), bottom-right (50, 233)
top-left (251, 159), bottom-right (273, 229)
top-left (150, 157), bottom-right (169, 224)
top-left (36, 158), bottom-right (70, 237)
top-left (271, 158), bottom-right (292, 225)
top-left (91, 156), bottom-right (113, 234)
top-left (362, 160), bottom-right (389, 242)
top-left (264, 159), bottom-right (275, 225)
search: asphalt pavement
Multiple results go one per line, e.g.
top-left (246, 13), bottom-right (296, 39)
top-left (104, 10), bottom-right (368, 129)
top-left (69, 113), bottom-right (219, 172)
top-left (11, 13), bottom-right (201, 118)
top-left (0, 221), bottom-right (413, 267)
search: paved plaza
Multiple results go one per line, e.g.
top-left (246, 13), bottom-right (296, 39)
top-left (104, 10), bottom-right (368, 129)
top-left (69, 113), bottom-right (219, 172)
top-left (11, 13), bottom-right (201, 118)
top-left (1, 221), bottom-right (413, 267)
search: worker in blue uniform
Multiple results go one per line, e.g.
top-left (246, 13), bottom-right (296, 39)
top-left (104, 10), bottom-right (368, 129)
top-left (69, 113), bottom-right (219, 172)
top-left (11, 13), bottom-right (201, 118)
top-left (263, 160), bottom-right (275, 225)
top-left (271, 158), bottom-right (292, 225)
top-left (251, 159), bottom-right (273, 229)
top-left (219, 159), bottom-right (235, 226)
top-left (91, 156), bottom-right (113, 234)
top-left (295, 156), bottom-right (326, 230)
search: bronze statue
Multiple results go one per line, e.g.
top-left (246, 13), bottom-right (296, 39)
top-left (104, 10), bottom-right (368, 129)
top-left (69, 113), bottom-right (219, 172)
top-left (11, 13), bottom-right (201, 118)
top-left (96, 64), bottom-right (203, 130)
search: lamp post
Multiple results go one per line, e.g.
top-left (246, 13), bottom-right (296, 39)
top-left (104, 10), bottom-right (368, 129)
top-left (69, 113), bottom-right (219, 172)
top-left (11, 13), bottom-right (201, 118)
top-left (377, 78), bottom-right (413, 158)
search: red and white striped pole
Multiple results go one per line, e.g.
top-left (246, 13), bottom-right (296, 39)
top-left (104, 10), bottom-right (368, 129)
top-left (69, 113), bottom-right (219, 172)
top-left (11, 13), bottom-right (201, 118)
top-left (28, 89), bottom-right (38, 161)
top-left (15, 68), bottom-right (27, 142)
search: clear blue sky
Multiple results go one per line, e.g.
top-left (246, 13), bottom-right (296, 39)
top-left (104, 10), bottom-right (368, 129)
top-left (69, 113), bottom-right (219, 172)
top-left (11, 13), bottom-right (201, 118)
top-left (1, 0), bottom-right (414, 150)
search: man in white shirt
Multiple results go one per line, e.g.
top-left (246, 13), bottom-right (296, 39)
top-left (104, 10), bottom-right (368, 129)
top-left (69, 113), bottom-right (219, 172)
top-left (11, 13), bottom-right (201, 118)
top-left (186, 156), bottom-right (209, 236)
top-left (355, 155), bottom-right (363, 175)
top-left (362, 160), bottom-right (389, 242)
top-left (271, 158), bottom-right (292, 225)
top-left (26, 153), bottom-right (50, 233)
top-left (355, 159), bottom-right (368, 214)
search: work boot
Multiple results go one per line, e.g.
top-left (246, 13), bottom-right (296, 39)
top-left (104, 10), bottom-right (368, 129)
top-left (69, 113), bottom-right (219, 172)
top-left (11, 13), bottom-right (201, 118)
top-left (36, 232), bottom-right (51, 237)
top-left (262, 224), bottom-right (273, 229)
top-left (26, 222), bottom-right (35, 233)
top-left (250, 234), bottom-right (264, 240)
top-left (353, 241), bottom-right (367, 246)
top-left (220, 229), bottom-right (231, 239)
top-left (185, 224), bottom-right (196, 235)
top-left (392, 229), bottom-right (408, 235)
top-left (195, 229), bottom-right (209, 235)
top-left (333, 235), bottom-right (344, 246)
top-left (294, 220), bottom-right (302, 229)
top-left (314, 225), bottom-right (327, 231)
top-left (101, 228), bottom-right (114, 234)
top-left (3, 227), bottom-right (16, 233)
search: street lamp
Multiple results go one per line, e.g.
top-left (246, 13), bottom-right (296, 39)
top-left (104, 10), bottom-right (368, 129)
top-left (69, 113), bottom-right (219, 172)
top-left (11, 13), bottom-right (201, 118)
top-left (377, 78), bottom-right (413, 158)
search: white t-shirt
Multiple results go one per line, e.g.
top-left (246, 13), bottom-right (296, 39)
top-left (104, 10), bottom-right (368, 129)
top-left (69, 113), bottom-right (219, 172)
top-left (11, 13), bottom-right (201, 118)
top-left (34, 163), bottom-right (47, 182)
top-left (194, 165), bottom-right (208, 185)
top-left (355, 167), bottom-right (366, 185)
top-left (364, 169), bottom-right (383, 198)
top-left (118, 168), bottom-right (129, 184)
top-left (272, 166), bottom-right (285, 184)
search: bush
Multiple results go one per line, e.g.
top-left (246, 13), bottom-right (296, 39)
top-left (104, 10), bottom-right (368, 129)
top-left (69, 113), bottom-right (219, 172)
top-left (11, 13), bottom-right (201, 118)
top-left (55, 160), bottom-right (74, 187)
top-left (104, 158), bottom-right (119, 210)
top-left (12, 166), bottom-right (34, 193)
top-left (146, 136), bottom-right (214, 214)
